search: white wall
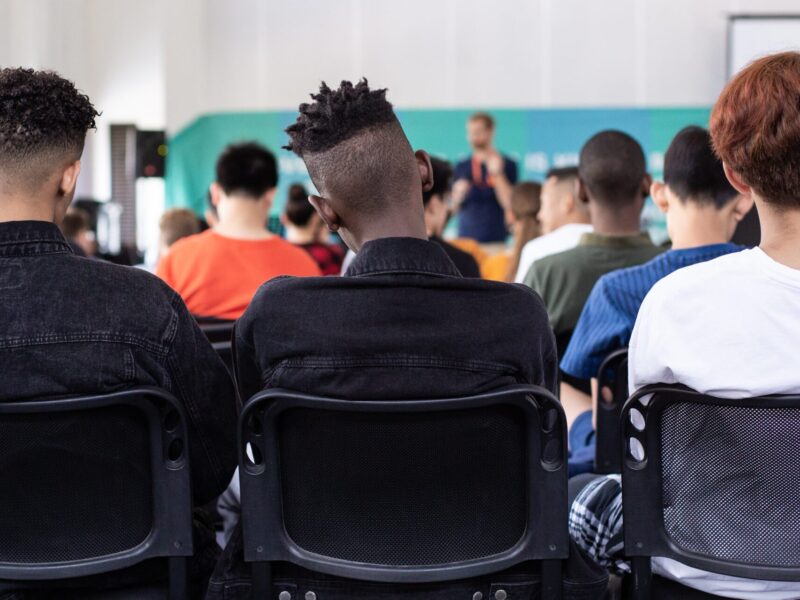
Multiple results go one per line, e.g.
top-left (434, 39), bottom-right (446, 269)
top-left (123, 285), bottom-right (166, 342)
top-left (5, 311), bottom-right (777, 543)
top-left (2, 0), bottom-right (800, 198)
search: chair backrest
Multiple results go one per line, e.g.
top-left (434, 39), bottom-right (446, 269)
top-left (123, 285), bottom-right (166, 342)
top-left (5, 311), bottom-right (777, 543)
top-left (594, 348), bottom-right (628, 474)
top-left (0, 387), bottom-right (193, 584)
top-left (622, 384), bottom-right (800, 585)
top-left (198, 320), bottom-right (235, 344)
top-left (238, 385), bottom-right (568, 584)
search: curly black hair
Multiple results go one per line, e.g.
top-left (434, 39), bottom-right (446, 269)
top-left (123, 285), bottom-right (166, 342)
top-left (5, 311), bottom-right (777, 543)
top-left (0, 68), bottom-right (98, 162)
top-left (284, 79), bottom-right (397, 156)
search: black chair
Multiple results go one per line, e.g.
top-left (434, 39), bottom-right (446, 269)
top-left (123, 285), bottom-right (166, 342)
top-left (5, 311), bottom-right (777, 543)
top-left (0, 387), bottom-right (193, 599)
top-left (594, 348), bottom-right (628, 474)
top-left (238, 385), bottom-right (569, 599)
top-left (198, 320), bottom-right (235, 344)
top-left (621, 384), bottom-right (800, 599)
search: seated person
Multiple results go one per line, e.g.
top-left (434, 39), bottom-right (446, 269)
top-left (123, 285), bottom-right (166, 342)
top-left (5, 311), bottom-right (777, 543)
top-left (159, 207), bottom-right (201, 258)
top-left (482, 181), bottom-right (542, 282)
top-left (423, 157), bottom-right (481, 277)
top-left (207, 79), bottom-right (607, 600)
top-left (60, 207), bottom-right (96, 257)
top-left (561, 126), bottom-right (752, 470)
top-left (523, 131), bottom-right (663, 423)
top-left (157, 142), bottom-right (320, 319)
top-left (514, 167), bottom-right (591, 282)
top-left (570, 51), bottom-right (800, 599)
top-left (0, 67), bottom-right (237, 598)
top-left (282, 182), bottom-right (345, 275)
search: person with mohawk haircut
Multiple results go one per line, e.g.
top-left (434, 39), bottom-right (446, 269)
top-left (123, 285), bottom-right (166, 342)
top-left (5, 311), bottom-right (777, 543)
top-left (207, 80), bottom-right (608, 599)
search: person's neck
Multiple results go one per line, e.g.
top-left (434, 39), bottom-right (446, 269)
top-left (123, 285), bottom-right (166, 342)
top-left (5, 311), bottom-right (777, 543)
top-left (757, 200), bottom-right (800, 270)
top-left (354, 215), bottom-right (428, 250)
top-left (213, 209), bottom-right (271, 240)
top-left (589, 202), bottom-right (642, 236)
top-left (552, 214), bottom-right (591, 233)
top-left (668, 205), bottom-right (732, 250)
top-left (284, 225), bottom-right (317, 245)
top-left (0, 196), bottom-right (59, 223)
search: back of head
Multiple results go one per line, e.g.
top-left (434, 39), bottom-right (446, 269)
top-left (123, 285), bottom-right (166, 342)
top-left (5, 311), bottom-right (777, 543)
top-left (511, 181), bottom-right (542, 221)
top-left (578, 130), bottom-right (646, 208)
top-left (215, 142), bottom-right (278, 199)
top-left (0, 68), bottom-right (97, 194)
top-left (60, 208), bottom-right (90, 238)
top-left (664, 126), bottom-right (737, 209)
top-left (422, 158), bottom-right (453, 207)
top-left (284, 80), bottom-right (419, 215)
top-left (710, 51), bottom-right (800, 208)
top-left (159, 208), bottom-right (201, 248)
top-left (284, 183), bottom-right (315, 226)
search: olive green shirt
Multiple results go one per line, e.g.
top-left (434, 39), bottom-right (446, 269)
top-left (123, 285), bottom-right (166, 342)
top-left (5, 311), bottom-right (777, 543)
top-left (523, 232), bottom-right (664, 354)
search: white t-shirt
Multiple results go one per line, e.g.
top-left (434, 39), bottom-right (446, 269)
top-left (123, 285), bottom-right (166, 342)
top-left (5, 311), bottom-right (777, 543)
top-left (513, 223), bottom-right (593, 283)
top-left (629, 247), bottom-right (800, 599)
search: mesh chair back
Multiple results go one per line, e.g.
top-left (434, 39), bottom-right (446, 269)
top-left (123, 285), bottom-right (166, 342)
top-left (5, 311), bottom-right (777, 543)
top-left (0, 387), bottom-right (193, 585)
top-left (622, 385), bottom-right (800, 588)
top-left (239, 385), bottom-right (568, 584)
top-left (595, 349), bottom-right (628, 474)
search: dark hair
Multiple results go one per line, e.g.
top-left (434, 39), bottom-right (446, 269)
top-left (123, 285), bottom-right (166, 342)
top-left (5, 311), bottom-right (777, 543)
top-left (664, 126), bottom-right (737, 208)
top-left (284, 183), bottom-right (316, 226)
top-left (469, 112), bottom-right (495, 130)
top-left (545, 166), bottom-right (579, 183)
top-left (215, 142), bottom-right (278, 198)
top-left (422, 158), bottom-right (453, 207)
top-left (0, 68), bottom-right (98, 182)
top-left (284, 79), bottom-right (397, 156)
top-left (578, 130), bottom-right (646, 206)
top-left (711, 51), bottom-right (800, 207)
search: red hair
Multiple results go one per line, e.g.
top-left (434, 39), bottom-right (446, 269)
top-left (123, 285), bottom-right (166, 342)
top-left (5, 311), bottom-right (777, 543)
top-left (710, 51), bottom-right (800, 207)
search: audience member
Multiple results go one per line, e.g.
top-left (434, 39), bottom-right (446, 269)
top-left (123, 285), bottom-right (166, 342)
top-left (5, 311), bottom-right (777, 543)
top-left (159, 207), bottom-right (201, 257)
top-left (60, 207), bottom-right (95, 257)
top-left (452, 112), bottom-right (518, 243)
top-left (422, 157), bottom-right (481, 277)
top-left (570, 51), bottom-right (800, 599)
top-left (156, 142), bottom-right (320, 319)
top-left (482, 181), bottom-right (542, 282)
top-left (207, 79), bottom-right (607, 600)
top-left (523, 131), bottom-right (662, 423)
top-left (561, 126), bottom-right (752, 473)
top-left (282, 182), bottom-right (345, 275)
top-left (0, 67), bottom-right (237, 597)
top-left (514, 167), bottom-right (591, 282)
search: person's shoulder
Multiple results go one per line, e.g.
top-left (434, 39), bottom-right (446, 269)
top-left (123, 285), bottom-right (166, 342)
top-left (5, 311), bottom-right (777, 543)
top-left (532, 245), bottom-right (581, 271)
top-left (74, 255), bottom-right (179, 307)
top-left (453, 157), bottom-right (471, 173)
top-left (167, 229), bottom-right (211, 254)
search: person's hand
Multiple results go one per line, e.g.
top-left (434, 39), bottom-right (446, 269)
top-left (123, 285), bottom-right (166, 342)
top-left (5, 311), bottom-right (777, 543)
top-left (451, 179), bottom-right (471, 209)
top-left (486, 151), bottom-right (505, 177)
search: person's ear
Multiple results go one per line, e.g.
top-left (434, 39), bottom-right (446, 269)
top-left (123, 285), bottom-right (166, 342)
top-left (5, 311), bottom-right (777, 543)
top-left (263, 188), bottom-right (276, 211)
top-left (651, 181), bottom-right (669, 214)
top-left (415, 150), bottom-right (434, 193)
top-left (641, 173), bottom-right (653, 200)
top-left (209, 182), bottom-right (223, 207)
top-left (308, 194), bottom-right (342, 232)
top-left (577, 179), bottom-right (590, 205)
top-left (731, 193), bottom-right (755, 222)
top-left (723, 163), bottom-right (752, 196)
top-left (58, 160), bottom-right (81, 198)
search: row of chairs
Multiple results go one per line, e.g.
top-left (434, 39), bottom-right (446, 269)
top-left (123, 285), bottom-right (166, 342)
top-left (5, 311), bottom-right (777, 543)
top-left (2, 323), bottom-right (797, 598)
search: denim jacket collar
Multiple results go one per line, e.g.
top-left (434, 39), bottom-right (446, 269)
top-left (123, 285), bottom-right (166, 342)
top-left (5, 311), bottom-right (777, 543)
top-left (346, 236), bottom-right (462, 278)
top-left (0, 220), bottom-right (72, 257)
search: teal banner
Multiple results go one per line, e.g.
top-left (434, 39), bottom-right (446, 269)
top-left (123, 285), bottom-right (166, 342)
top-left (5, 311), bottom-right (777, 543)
top-left (165, 107), bottom-right (711, 242)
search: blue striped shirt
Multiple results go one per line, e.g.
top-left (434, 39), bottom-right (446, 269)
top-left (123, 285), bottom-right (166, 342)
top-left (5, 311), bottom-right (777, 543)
top-left (560, 243), bottom-right (743, 380)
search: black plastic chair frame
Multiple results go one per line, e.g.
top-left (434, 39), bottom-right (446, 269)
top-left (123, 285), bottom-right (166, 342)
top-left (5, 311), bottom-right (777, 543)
top-left (594, 348), bottom-right (628, 474)
top-left (0, 387), bottom-right (194, 599)
top-left (621, 384), bottom-right (800, 600)
top-left (238, 385), bottom-right (569, 598)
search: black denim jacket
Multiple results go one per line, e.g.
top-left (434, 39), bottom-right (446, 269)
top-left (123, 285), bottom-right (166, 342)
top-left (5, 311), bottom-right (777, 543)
top-left (206, 238), bottom-right (610, 599)
top-left (0, 221), bottom-right (238, 595)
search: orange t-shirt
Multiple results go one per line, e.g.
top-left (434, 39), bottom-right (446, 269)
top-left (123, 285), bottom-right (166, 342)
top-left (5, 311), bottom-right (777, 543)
top-left (156, 229), bottom-right (321, 320)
